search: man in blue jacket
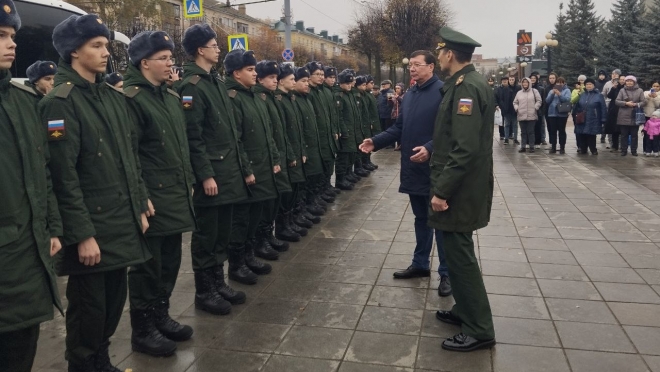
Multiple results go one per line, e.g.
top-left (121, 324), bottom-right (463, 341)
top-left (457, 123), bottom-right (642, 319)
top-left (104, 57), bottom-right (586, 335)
top-left (359, 50), bottom-right (451, 297)
top-left (377, 79), bottom-right (394, 136)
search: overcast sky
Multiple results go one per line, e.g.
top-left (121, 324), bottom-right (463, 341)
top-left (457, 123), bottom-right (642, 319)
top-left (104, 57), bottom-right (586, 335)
top-left (241, 0), bottom-right (616, 58)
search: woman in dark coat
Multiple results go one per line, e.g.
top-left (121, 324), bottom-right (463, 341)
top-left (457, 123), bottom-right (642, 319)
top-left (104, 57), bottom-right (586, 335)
top-left (573, 78), bottom-right (607, 155)
top-left (605, 75), bottom-right (625, 151)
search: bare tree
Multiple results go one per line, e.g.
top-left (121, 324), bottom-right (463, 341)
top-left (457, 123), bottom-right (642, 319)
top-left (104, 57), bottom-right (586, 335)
top-left (383, 0), bottom-right (452, 57)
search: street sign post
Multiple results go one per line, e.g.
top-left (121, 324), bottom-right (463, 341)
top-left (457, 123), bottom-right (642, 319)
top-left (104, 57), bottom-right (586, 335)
top-left (183, 0), bottom-right (203, 19)
top-left (282, 48), bottom-right (294, 61)
top-left (227, 34), bottom-right (248, 52)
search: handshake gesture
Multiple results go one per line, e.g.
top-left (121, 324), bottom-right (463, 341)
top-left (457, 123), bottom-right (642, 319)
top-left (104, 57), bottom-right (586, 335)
top-left (359, 138), bottom-right (375, 153)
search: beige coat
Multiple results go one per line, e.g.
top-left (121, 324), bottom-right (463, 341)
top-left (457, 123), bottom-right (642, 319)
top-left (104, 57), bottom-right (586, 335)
top-left (513, 78), bottom-right (542, 121)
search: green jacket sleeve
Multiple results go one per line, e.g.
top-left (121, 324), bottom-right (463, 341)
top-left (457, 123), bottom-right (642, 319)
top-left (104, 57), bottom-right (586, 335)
top-left (230, 98), bottom-right (254, 177)
top-left (126, 100), bottom-right (150, 204)
top-left (180, 83), bottom-right (215, 183)
top-left (337, 95), bottom-right (349, 136)
top-left (571, 88), bottom-right (582, 104)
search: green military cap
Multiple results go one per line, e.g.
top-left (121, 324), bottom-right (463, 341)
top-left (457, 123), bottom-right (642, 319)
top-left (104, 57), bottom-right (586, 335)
top-left (435, 27), bottom-right (482, 54)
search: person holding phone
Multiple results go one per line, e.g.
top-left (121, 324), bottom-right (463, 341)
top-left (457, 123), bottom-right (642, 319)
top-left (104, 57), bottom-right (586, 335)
top-left (545, 77), bottom-right (571, 154)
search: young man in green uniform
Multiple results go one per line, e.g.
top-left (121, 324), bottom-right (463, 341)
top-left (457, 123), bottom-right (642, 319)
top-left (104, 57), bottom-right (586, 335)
top-left (429, 27), bottom-right (496, 352)
top-left (321, 66), bottom-right (342, 195)
top-left (363, 75), bottom-right (381, 170)
top-left (124, 30), bottom-right (197, 357)
top-left (178, 24), bottom-right (247, 314)
top-left (276, 64), bottom-right (316, 231)
top-left (253, 61), bottom-right (300, 244)
top-left (354, 76), bottom-right (374, 178)
top-left (41, 14), bottom-right (152, 372)
top-left (224, 49), bottom-right (281, 278)
top-left (25, 60), bottom-right (57, 97)
top-left (0, 2), bottom-right (63, 371)
top-left (334, 69), bottom-right (360, 190)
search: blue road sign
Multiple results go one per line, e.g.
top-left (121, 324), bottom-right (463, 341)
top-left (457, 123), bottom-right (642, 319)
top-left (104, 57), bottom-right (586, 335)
top-left (228, 34), bottom-right (249, 51)
top-left (282, 48), bottom-right (294, 61)
top-left (183, 0), bottom-right (203, 18)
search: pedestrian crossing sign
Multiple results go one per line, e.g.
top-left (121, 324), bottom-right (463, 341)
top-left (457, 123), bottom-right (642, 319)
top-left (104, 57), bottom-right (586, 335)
top-left (183, 0), bottom-right (203, 19)
top-left (228, 34), bottom-right (249, 52)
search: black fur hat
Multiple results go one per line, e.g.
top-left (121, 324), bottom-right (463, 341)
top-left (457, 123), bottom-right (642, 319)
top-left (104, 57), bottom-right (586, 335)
top-left (182, 24), bottom-right (216, 56)
top-left (52, 14), bottom-right (110, 63)
top-left (224, 49), bottom-right (257, 76)
top-left (294, 67), bottom-right (310, 81)
top-left (105, 72), bottom-right (123, 86)
top-left (305, 61), bottom-right (323, 74)
top-left (324, 66), bottom-right (336, 78)
top-left (256, 60), bottom-right (280, 79)
top-left (0, 0), bottom-right (20, 31)
top-left (366, 75), bottom-right (374, 83)
top-left (338, 69), bottom-right (354, 84)
top-left (278, 63), bottom-right (295, 80)
top-left (26, 60), bottom-right (57, 83)
top-left (355, 76), bottom-right (367, 86)
top-left (129, 31), bottom-right (175, 67)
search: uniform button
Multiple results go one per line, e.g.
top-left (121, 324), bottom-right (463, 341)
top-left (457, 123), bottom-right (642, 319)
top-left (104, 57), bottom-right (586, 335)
top-left (96, 206), bottom-right (102, 211)
top-left (98, 152), bottom-right (102, 157)
top-left (220, 156), bottom-right (224, 160)
top-left (37, 146), bottom-right (41, 151)
top-left (161, 142), bottom-right (165, 146)
top-left (99, 138), bottom-right (103, 142)
top-left (162, 130), bottom-right (166, 133)
top-left (250, 160), bottom-right (253, 164)
top-left (158, 183), bottom-right (163, 188)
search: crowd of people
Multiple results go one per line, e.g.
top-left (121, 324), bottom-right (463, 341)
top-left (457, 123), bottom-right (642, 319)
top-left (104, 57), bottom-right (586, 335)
top-left (491, 69), bottom-right (660, 156)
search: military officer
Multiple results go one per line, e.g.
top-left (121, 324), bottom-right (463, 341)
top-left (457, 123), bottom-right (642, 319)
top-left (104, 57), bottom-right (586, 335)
top-left (253, 61), bottom-right (299, 245)
top-left (25, 60), bottom-right (57, 97)
top-left (363, 75), bottom-right (381, 170)
top-left (354, 75), bottom-right (374, 178)
top-left (429, 27), bottom-right (496, 352)
top-left (224, 49), bottom-right (281, 278)
top-left (178, 24), bottom-right (247, 315)
top-left (0, 2), bottom-right (63, 371)
top-left (40, 14), bottom-right (151, 372)
top-left (124, 30), bottom-right (197, 357)
top-left (321, 66), bottom-right (342, 195)
top-left (334, 69), bottom-right (360, 190)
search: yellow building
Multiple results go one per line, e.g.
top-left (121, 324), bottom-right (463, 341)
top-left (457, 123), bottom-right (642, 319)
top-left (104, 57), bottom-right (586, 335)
top-left (272, 19), bottom-right (353, 60)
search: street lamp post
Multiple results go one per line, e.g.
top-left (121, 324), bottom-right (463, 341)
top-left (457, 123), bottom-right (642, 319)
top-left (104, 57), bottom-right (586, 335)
top-left (402, 57), bottom-right (409, 89)
top-left (593, 58), bottom-right (599, 77)
top-left (537, 32), bottom-right (558, 77)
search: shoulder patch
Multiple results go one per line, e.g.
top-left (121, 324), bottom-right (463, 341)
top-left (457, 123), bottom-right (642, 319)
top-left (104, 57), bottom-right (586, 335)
top-left (47, 119), bottom-right (66, 141)
top-left (259, 93), bottom-right (267, 101)
top-left (275, 94), bottom-right (282, 101)
top-left (54, 82), bottom-right (75, 99)
top-left (228, 89), bottom-right (238, 98)
top-left (106, 82), bottom-right (125, 94)
top-left (456, 75), bottom-right (465, 86)
top-left (10, 81), bottom-right (37, 96)
top-left (291, 95), bottom-right (296, 102)
top-left (189, 75), bottom-right (201, 85)
top-left (182, 95), bottom-right (193, 110)
top-left (167, 88), bottom-right (180, 99)
top-left (457, 98), bottom-right (473, 116)
top-left (124, 86), bottom-right (142, 98)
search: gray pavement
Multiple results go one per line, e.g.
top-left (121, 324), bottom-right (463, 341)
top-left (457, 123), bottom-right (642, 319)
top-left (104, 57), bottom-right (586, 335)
top-left (34, 128), bottom-right (660, 372)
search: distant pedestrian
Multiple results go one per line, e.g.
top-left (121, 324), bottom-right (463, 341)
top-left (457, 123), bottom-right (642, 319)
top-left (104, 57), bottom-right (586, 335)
top-left (642, 81), bottom-right (660, 155)
top-left (604, 75), bottom-right (626, 151)
top-left (377, 79), bottom-right (394, 135)
top-left (495, 76), bottom-right (516, 144)
top-left (513, 77), bottom-right (541, 153)
top-left (545, 77), bottom-right (571, 154)
top-left (643, 110), bottom-right (660, 156)
top-left (574, 78), bottom-right (607, 155)
top-left (615, 75), bottom-right (646, 156)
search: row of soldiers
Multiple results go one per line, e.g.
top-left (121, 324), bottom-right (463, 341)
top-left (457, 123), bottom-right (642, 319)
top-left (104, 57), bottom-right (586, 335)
top-left (0, 0), bottom-right (384, 369)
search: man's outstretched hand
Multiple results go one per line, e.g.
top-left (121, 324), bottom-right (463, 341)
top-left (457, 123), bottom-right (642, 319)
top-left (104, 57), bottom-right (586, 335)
top-left (359, 138), bottom-right (375, 154)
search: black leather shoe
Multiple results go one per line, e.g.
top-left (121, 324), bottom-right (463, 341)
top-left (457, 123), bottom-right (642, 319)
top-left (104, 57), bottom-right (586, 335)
top-left (302, 210), bottom-right (321, 224)
top-left (442, 333), bottom-right (496, 352)
top-left (320, 193), bottom-right (335, 203)
top-left (306, 204), bottom-right (325, 216)
top-left (294, 213), bottom-right (314, 229)
top-left (393, 265), bottom-right (431, 279)
top-left (435, 310), bottom-right (461, 325)
top-left (632, 152), bottom-right (638, 157)
top-left (438, 276), bottom-right (452, 297)
top-left (336, 180), bottom-right (354, 190)
top-left (363, 163), bottom-right (376, 171)
top-left (354, 168), bottom-right (370, 177)
top-left (367, 161), bottom-right (378, 169)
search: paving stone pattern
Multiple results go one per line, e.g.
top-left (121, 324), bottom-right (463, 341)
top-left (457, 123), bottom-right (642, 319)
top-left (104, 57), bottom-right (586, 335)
top-left (34, 131), bottom-right (660, 371)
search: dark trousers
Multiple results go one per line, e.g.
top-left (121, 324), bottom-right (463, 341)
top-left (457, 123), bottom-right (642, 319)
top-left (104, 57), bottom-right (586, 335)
top-left (305, 174), bottom-right (324, 202)
top-left (280, 183), bottom-right (301, 213)
top-left (444, 231), bottom-right (494, 341)
top-left (323, 158), bottom-right (335, 180)
top-left (408, 194), bottom-right (448, 277)
top-left (642, 130), bottom-right (659, 153)
top-left (577, 134), bottom-right (597, 153)
top-left (519, 120), bottom-right (535, 147)
top-left (498, 125), bottom-right (505, 139)
top-left (547, 116), bottom-right (568, 147)
top-left (534, 116), bottom-right (543, 145)
top-left (191, 204), bottom-right (233, 270)
top-left (0, 324), bottom-right (39, 372)
top-left (619, 125), bottom-right (640, 153)
top-left (335, 152), bottom-right (352, 179)
top-left (261, 195), bottom-right (280, 225)
top-left (230, 201), bottom-right (266, 245)
top-left (65, 269), bottom-right (127, 366)
top-left (129, 234), bottom-right (183, 310)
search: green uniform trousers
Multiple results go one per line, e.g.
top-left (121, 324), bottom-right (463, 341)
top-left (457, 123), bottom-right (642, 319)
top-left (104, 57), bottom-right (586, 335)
top-left (443, 231), bottom-right (495, 340)
top-left (230, 201), bottom-right (266, 245)
top-left (65, 268), bottom-right (127, 366)
top-left (0, 324), bottom-right (39, 372)
top-left (191, 204), bottom-right (233, 270)
top-left (128, 234), bottom-right (183, 310)
top-left (261, 195), bottom-right (281, 224)
top-left (335, 152), bottom-right (355, 178)
top-left (280, 183), bottom-right (302, 213)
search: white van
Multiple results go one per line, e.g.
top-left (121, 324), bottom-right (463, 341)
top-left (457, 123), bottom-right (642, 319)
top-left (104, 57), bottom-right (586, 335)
top-left (11, 0), bottom-right (130, 79)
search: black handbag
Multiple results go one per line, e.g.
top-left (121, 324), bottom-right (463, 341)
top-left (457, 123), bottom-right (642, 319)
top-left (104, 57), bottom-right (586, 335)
top-left (558, 101), bottom-right (572, 114)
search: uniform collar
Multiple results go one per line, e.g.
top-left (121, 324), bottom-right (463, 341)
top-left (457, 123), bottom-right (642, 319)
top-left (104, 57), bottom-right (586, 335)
top-left (124, 64), bottom-right (167, 94)
top-left (0, 69), bottom-right (10, 92)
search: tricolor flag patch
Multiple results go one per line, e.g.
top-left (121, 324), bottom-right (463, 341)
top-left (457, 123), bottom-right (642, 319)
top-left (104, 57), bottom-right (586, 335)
top-left (48, 119), bottom-right (65, 140)
top-left (182, 96), bottom-right (193, 109)
top-left (457, 98), bottom-right (473, 116)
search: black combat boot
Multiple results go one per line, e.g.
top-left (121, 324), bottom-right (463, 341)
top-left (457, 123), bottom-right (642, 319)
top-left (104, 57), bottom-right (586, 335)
top-left (320, 192), bottom-right (335, 203)
top-left (93, 340), bottom-right (121, 372)
top-left (227, 244), bottom-right (259, 285)
top-left (363, 162), bottom-right (376, 171)
top-left (245, 239), bottom-right (273, 275)
top-left (294, 210), bottom-right (314, 228)
top-left (328, 178), bottom-right (341, 194)
top-left (345, 172), bottom-right (360, 183)
top-left (262, 221), bottom-right (289, 251)
top-left (354, 166), bottom-right (370, 177)
top-left (69, 355), bottom-right (97, 372)
top-left (154, 299), bottom-right (193, 341)
top-left (212, 264), bottom-right (246, 304)
top-left (253, 234), bottom-right (280, 261)
top-left (315, 195), bottom-right (329, 208)
top-left (306, 202), bottom-right (325, 216)
top-left (130, 309), bottom-right (177, 357)
top-left (336, 176), bottom-right (354, 190)
top-left (367, 159), bottom-right (379, 169)
top-left (194, 268), bottom-right (233, 313)
top-left (288, 211), bottom-right (309, 236)
top-left (275, 212), bottom-right (301, 242)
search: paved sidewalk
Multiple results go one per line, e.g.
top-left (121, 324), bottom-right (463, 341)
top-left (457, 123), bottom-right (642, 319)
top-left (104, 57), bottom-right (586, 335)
top-left (34, 130), bottom-right (660, 372)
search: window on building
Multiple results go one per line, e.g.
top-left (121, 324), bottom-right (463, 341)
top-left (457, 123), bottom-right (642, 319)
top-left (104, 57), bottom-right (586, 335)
top-left (237, 22), bottom-right (249, 33)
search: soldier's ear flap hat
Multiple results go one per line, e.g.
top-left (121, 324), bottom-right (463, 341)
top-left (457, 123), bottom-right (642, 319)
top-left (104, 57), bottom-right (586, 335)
top-left (278, 63), bottom-right (295, 80)
top-left (323, 66), bottom-right (336, 78)
top-left (105, 72), bottom-right (122, 86)
top-left (224, 49), bottom-right (257, 76)
top-left (366, 75), bottom-right (374, 83)
top-left (256, 60), bottom-right (280, 79)
top-left (337, 69), bottom-right (354, 84)
top-left (52, 14), bottom-right (110, 63)
top-left (294, 67), bottom-right (310, 81)
top-left (355, 76), bottom-right (367, 86)
top-left (435, 26), bottom-right (481, 54)
top-left (0, 0), bottom-right (20, 31)
top-left (129, 31), bottom-right (174, 67)
top-left (182, 23), bottom-right (216, 56)
top-left (26, 61), bottom-right (57, 83)
top-left (305, 61), bottom-right (323, 73)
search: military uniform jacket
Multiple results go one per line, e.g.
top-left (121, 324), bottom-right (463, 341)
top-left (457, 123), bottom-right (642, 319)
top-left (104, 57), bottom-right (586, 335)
top-left (364, 91), bottom-right (382, 136)
top-left (24, 80), bottom-right (45, 98)
top-left (39, 62), bottom-right (151, 276)
top-left (428, 65), bottom-right (494, 232)
top-left (124, 66), bottom-right (196, 237)
top-left (308, 84), bottom-right (335, 159)
top-left (355, 90), bottom-right (371, 142)
top-left (178, 62), bottom-right (249, 207)
top-left (253, 84), bottom-right (292, 194)
top-left (226, 77), bottom-right (279, 202)
top-left (276, 89), bottom-right (307, 184)
top-left (293, 91), bottom-right (324, 176)
top-left (321, 83), bottom-right (340, 152)
top-left (335, 88), bottom-right (360, 153)
top-left (0, 70), bottom-right (63, 333)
